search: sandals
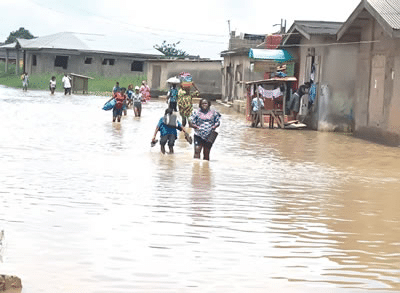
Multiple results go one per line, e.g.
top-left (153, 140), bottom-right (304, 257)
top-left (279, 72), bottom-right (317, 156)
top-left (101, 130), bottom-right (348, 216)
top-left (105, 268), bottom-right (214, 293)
top-left (184, 133), bottom-right (193, 144)
top-left (151, 139), bottom-right (158, 147)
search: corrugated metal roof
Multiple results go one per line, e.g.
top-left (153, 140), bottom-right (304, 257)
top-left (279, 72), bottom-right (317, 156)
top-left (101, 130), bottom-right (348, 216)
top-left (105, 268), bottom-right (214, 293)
top-left (248, 49), bottom-right (293, 62)
top-left (0, 43), bottom-right (18, 49)
top-left (15, 32), bottom-right (163, 56)
top-left (367, 0), bottom-right (400, 29)
top-left (293, 21), bottom-right (344, 35)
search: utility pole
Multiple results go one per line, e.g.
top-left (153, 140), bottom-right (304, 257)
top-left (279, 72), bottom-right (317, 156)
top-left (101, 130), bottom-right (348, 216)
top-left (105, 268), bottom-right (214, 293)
top-left (273, 19), bottom-right (286, 34)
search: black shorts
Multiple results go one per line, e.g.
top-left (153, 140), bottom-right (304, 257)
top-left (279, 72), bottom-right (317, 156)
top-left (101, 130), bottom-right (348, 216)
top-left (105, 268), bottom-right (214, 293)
top-left (134, 102), bottom-right (142, 111)
top-left (113, 107), bottom-right (123, 117)
top-left (194, 135), bottom-right (213, 148)
top-left (169, 101), bottom-right (177, 111)
top-left (160, 134), bottom-right (176, 147)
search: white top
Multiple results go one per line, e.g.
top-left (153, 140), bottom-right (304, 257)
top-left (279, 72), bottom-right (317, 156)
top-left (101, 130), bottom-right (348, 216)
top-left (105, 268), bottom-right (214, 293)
top-left (132, 92), bottom-right (143, 103)
top-left (49, 80), bottom-right (56, 88)
top-left (62, 76), bottom-right (71, 88)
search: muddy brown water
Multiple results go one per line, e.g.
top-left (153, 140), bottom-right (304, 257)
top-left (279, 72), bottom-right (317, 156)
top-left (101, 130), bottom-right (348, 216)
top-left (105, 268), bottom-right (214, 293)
top-left (0, 85), bottom-right (399, 293)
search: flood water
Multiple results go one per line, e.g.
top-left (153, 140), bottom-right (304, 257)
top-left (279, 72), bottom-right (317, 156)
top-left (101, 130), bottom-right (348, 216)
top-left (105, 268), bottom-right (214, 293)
top-left (0, 85), bottom-right (399, 293)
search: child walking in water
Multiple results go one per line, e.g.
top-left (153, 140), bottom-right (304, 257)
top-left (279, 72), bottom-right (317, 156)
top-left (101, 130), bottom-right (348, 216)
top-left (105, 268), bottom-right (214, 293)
top-left (105, 87), bottom-right (127, 122)
top-left (49, 76), bottom-right (56, 94)
top-left (152, 108), bottom-right (191, 154)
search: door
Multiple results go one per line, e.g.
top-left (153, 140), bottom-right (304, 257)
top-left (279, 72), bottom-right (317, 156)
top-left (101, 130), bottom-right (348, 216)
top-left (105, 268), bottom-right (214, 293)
top-left (368, 55), bottom-right (386, 127)
top-left (152, 65), bottom-right (161, 89)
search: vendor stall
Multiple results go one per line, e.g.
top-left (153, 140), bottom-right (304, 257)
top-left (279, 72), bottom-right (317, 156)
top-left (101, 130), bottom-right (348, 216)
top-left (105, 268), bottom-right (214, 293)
top-left (246, 77), bottom-right (297, 128)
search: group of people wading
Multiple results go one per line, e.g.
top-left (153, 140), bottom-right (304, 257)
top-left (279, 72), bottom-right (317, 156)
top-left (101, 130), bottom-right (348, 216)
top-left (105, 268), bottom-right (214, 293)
top-left (166, 80), bottom-right (221, 160)
top-left (155, 80), bottom-right (221, 160)
top-left (104, 77), bottom-right (221, 161)
top-left (105, 80), bottom-right (151, 122)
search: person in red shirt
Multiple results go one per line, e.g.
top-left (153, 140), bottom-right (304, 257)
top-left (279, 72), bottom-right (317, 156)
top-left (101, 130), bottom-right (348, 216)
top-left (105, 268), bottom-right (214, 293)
top-left (105, 87), bottom-right (127, 122)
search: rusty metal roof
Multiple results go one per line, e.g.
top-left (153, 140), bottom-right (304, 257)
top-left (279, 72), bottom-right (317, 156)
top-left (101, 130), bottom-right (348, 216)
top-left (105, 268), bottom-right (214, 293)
top-left (367, 0), bottom-right (400, 29)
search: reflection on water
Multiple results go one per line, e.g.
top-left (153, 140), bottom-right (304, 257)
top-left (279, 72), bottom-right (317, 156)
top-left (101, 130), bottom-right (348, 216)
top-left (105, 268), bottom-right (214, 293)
top-left (0, 85), bottom-right (399, 293)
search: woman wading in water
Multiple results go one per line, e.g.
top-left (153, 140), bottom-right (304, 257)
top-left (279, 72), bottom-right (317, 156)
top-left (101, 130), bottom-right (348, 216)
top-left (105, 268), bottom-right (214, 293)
top-left (189, 99), bottom-right (221, 161)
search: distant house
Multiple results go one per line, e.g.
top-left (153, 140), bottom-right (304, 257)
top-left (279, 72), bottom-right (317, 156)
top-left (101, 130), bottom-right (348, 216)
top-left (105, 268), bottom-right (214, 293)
top-left (146, 59), bottom-right (222, 100)
top-left (337, 0), bottom-right (400, 145)
top-left (0, 32), bottom-right (163, 76)
top-left (221, 31), bottom-right (294, 102)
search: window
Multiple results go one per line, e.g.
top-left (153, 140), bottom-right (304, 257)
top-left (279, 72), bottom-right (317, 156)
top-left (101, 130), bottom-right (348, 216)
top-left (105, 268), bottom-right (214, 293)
top-left (32, 55), bottom-right (37, 66)
top-left (54, 55), bottom-right (68, 69)
top-left (84, 57), bottom-right (92, 64)
top-left (131, 61), bottom-right (144, 72)
top-left (102, 58), bottom-right (115, 65)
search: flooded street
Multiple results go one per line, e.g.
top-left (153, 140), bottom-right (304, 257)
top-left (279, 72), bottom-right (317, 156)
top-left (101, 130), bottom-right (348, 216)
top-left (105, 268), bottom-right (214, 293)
top-left (0, 85), bottom-right (399, 293)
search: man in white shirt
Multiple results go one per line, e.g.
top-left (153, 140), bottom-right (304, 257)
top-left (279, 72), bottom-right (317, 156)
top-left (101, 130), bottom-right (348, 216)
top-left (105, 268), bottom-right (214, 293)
top-left (251, 96), bottom-right (264, 127)
top-left (62, 73), bottom-right (72, 95)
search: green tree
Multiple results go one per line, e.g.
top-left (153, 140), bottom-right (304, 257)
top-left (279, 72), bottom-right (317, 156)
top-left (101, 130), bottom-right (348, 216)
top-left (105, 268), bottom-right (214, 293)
top-left (154, 41), bottom-right (189, 58)
top-left (5, 27), bottom-right (35, 44)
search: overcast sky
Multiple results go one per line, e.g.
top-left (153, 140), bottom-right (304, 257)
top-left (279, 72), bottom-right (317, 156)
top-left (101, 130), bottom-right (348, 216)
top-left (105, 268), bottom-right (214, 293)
top-left (0, 0), bottom-right (362, 59)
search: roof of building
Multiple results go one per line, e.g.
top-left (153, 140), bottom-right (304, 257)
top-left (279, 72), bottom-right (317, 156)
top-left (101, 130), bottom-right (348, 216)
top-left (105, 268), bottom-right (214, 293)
top-left (220, 47), bottom-right (250, 57)
top-left (338, 0), bottom-right (400, 39)
top-left (368, 0), bottom-right (400, 29)
top-left (282, 21), bottom-right (343, 46)
top-left (0, 32), bottom-right (163, 57)
top-left (291, 21), bottom-right (343, 36)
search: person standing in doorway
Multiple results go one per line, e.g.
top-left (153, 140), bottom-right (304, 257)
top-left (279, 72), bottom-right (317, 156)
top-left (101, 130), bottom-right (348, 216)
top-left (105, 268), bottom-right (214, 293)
top-left (62, 73), bottom-right (72, 95)
top-left (189, 98), bottom-right (221, 161)
top-left (21, 72), bottom-right (29, 91)
top-left (288, 82), bottom-right (311, 120)
top-left (49, 76), bottom-right (56, 95)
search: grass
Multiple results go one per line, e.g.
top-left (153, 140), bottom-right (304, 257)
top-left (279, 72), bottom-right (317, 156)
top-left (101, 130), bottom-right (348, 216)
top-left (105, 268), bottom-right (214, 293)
top-left (0, 62), bottom-right (146, 95)
top-left (87, 73), bottom-right (146, 94)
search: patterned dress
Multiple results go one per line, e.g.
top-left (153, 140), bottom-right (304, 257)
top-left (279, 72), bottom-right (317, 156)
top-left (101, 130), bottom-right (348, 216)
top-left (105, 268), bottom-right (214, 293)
top-left (190, 109), bottom-right (221, 141)
top-left (178, 89), bottom-right (199, 118)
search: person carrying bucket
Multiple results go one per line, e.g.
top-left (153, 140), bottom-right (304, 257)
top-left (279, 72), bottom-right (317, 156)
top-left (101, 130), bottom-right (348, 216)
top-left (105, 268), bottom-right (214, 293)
top-left (177, 82), bottom-right (199, 127)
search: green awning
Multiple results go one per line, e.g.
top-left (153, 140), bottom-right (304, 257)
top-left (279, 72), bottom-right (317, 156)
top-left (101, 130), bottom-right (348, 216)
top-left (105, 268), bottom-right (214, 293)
top-left (249, 48), bottom-right (292, 62)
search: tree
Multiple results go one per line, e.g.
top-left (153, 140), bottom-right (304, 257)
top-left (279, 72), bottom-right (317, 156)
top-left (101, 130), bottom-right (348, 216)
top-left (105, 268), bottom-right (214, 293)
top-left (5, 27), bottom-right (35, 44)
top-left (154, 41), bottom-right (189, 58)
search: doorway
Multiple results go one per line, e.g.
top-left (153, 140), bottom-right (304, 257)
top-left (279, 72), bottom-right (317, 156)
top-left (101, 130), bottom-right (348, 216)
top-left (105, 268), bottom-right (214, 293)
top-left (368, 54), bottom-right (386, 127)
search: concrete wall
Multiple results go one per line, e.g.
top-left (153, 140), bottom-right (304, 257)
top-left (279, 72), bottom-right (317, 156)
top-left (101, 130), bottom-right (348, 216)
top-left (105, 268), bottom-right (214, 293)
top-left (353, 16), bottom-right (400, 145)
top-left (25, 50), bottom-right (149, 77)
top-left (297, 36), bottom-right (358, 131)
top-left (222, 54), bottom-right (264, 101)
top-left (146, 60), bottom-right (222, 97)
